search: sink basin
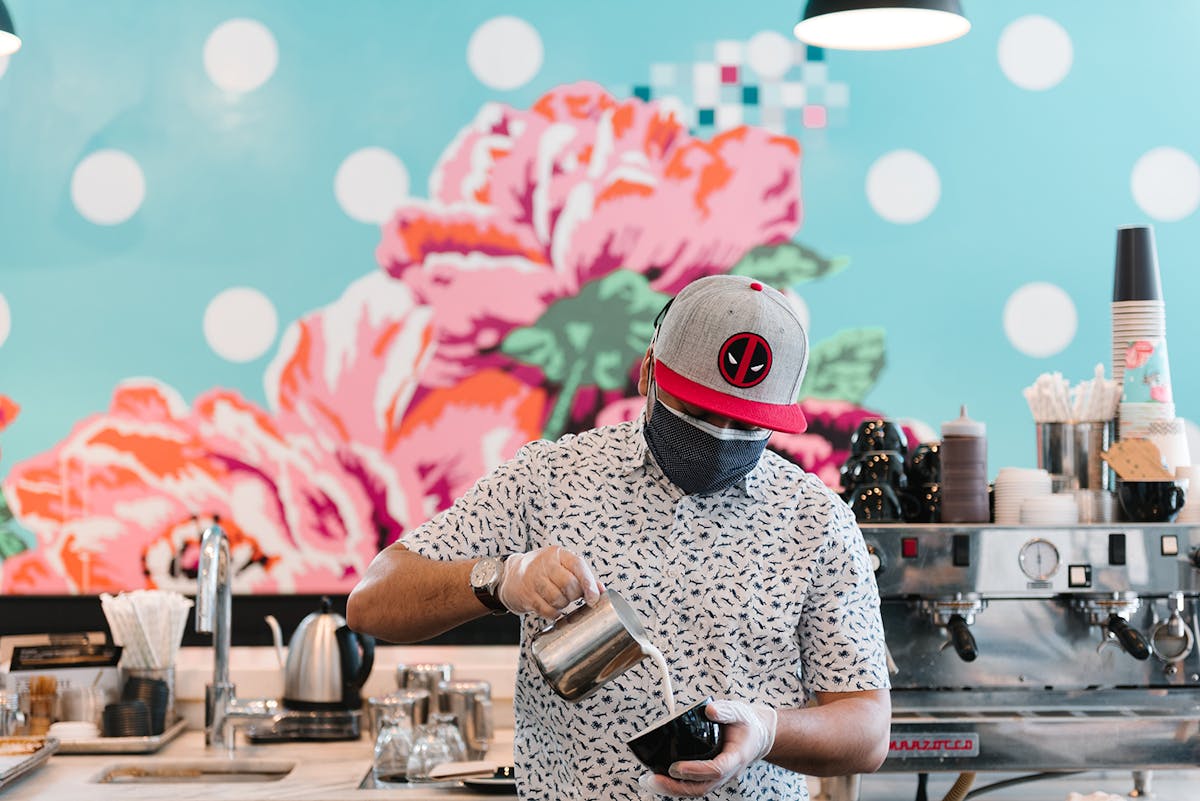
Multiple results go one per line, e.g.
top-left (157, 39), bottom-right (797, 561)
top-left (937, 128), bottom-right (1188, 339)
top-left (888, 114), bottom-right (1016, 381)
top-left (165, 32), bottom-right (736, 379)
top-left (92, 759), bottom-right (295, 784)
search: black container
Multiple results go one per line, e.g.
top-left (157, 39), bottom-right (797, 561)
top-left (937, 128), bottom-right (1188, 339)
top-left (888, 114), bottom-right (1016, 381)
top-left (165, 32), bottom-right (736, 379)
top-left (627, 698), bottom-right (723, 776)
top-left (103, 700), bottom-right (151, 738)
top-left (1113, 225), bottom-right (1163, 302)
top-left (122, 676), bottom-right (169, 735)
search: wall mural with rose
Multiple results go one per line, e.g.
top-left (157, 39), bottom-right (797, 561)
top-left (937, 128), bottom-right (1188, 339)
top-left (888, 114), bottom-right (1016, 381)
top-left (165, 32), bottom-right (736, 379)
top-left (0, 84), bottom-right (906, 595)
top-left (8, 2), bottom-right (1192, 598)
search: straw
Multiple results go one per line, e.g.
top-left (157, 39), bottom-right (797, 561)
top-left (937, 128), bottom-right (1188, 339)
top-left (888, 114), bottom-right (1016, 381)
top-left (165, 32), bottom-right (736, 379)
top-left (100, 590), bottom-right (194, 669)
top-left (1024, 365), bottom-right (1119, 424)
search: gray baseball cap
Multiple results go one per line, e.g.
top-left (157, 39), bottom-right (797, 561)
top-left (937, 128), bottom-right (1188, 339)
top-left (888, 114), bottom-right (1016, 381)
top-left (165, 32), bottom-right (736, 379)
top-left (654, 275), bottom-right (809, 433)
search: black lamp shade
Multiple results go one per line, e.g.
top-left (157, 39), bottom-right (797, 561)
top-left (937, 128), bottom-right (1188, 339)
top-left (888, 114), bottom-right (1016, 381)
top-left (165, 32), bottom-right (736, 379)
top-left (794, 0), bottom-right (970, 51)
top-left (0, 0), bottom-right (21, 56)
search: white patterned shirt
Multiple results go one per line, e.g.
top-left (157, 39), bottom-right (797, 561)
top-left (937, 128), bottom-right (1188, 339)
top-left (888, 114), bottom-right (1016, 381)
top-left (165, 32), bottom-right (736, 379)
top-left (402, 419), bottom-right (890, 801)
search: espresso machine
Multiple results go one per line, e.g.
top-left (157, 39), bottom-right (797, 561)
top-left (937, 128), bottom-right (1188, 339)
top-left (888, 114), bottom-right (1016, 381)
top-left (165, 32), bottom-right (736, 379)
top-left (847, 523), bottom-right (1200, 798)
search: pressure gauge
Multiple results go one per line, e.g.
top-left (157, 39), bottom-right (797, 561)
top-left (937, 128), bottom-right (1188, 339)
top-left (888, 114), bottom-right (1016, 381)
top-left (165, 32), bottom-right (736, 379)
top-left (1018, 538), bottom-right (1061, 581)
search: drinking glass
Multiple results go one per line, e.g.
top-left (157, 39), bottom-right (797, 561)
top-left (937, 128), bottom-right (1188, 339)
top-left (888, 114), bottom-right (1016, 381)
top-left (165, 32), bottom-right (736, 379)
top-left (372, 706), bottom-right (415, 787)
top-left (0, 692), bottom-right (25, 736)
top-left (366, 689), bottom-right (429, 734)
top-left (405, 712), bottom-right (467, 781)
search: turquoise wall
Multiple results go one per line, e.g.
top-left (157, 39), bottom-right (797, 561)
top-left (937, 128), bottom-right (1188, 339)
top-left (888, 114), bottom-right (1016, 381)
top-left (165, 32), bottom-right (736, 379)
top-left (2, 0), bottom-right (1199, 592)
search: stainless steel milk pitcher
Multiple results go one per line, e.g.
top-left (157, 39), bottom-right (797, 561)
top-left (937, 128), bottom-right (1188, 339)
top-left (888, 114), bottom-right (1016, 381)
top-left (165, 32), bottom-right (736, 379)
top-left (530, 590), bottom-right (651, 702)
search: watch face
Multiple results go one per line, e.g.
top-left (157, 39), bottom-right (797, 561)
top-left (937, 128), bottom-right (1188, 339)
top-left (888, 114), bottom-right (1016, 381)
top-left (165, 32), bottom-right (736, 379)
top-left (472, 557), bottom-right (500, 589)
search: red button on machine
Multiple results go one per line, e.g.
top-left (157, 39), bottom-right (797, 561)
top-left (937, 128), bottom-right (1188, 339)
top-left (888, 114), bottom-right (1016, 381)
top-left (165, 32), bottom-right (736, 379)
top-left (901, 537), bottom-right (919, 558)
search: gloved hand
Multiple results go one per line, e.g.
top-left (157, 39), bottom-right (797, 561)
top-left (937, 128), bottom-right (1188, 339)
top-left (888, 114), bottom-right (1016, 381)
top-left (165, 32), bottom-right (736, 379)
top-left (497, 546), bottom-right (603, 619)
top-left (639, 700), bottom-right (777, 798)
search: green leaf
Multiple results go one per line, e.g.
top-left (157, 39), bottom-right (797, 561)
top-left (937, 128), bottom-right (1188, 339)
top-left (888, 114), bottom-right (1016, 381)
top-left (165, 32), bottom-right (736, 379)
top-left (501, 270), bottom-right (669, 439)
top-left (730, 242), bottom-right (848, 287)
top-left (799, 327), bottom-right (886, 404)
top-left (0, 486), bottom-right (30, 561)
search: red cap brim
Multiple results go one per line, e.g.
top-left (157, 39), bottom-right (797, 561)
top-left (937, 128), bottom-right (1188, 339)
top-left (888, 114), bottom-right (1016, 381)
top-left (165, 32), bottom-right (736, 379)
top-left (655, 361), bottom-right (808, 434)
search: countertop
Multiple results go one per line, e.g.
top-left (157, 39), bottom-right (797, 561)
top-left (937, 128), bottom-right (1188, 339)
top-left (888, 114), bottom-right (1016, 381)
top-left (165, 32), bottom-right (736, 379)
top-left (2, 729), bottom-right (516, 801)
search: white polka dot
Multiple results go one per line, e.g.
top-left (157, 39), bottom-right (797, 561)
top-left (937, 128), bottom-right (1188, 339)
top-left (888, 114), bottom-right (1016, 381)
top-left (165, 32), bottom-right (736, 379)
top-left (335, 147), bottom-right (410, 225)
top-left (746, 31), bottom-right (794, 79)
top-left (203, 287), bottom-right (278, 363)
top-left (0, 54), bottom-right (9, 79)
top-left (467, 16), bottom-right (543, 90)
top-left (998, 15), bottom-right (1073, 91)
top-left (1131, 147), bottom-right (1200, 222)
top-left (204, 18), bottom-right (278, 93)
top-left (71, 150), bottom-right (146, 225)
top-left (0, 293), bottom-right (10, 349)
top-left (865, 150), bottom-right (940, 224)
top-left (1003, 282), bottom-right (1077, 358)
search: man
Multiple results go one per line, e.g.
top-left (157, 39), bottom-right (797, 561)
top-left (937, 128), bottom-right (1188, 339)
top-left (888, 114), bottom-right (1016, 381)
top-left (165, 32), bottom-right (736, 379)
top-left (347, 274), bottom-right (891, 800)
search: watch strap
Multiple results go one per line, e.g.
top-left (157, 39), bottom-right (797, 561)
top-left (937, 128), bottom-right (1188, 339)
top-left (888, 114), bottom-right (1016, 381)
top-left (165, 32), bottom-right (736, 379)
top-left (473, 556), bottom-right (508, 613)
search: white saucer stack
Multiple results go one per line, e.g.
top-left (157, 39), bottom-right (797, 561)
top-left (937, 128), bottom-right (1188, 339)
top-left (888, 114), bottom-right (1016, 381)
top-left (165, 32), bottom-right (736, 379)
top-left (994, 467), bottom-right (1052, 525)
top-left (47, 721), bottom-right (100, 740)
top-left (1020, 494), bottom-right (1080, 525)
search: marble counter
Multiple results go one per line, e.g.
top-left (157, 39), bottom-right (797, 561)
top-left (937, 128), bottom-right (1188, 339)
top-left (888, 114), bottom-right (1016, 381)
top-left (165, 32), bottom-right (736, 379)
top-left (3, 729), bottom-right (516, 801)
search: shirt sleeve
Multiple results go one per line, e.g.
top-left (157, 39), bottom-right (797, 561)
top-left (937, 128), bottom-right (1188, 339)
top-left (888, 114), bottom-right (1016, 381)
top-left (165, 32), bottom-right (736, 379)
top-left (400, 440), bottom-right (544, 562)
top-left (798, 496), bottom-right (892, 695)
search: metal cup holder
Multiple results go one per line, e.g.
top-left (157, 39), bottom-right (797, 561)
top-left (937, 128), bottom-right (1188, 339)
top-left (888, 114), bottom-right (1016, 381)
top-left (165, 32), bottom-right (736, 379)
top-left (919, 593), bottom-right (986, 662)
top-left (1071, 592), bottom-right (1151, 660)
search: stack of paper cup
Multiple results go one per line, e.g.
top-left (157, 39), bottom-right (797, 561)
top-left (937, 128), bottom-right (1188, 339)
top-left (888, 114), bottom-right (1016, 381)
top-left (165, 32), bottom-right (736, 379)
top-left (1112, 225), bottom-right (1189, 472)
top-left (994, 467), bottom-right (1053, 525)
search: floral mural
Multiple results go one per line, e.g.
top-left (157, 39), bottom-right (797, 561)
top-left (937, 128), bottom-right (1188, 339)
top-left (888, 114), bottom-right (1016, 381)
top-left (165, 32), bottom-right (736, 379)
top-left (0, 82), bottom-right (909, 595)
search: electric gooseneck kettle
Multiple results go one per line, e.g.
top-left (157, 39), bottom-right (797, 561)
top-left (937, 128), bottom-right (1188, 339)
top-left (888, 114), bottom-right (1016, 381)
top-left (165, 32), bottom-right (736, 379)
top-left (281, 597), bottom-right (375, 710)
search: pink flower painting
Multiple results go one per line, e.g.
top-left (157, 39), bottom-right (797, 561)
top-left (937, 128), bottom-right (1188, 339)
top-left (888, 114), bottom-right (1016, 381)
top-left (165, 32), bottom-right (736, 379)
top-left (1, 82), bottom-right (913, 594)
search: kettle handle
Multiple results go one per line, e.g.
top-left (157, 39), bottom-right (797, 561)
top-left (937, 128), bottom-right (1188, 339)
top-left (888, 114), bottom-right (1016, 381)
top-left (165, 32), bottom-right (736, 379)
top-left (335, 625), bottom-right (375, 706)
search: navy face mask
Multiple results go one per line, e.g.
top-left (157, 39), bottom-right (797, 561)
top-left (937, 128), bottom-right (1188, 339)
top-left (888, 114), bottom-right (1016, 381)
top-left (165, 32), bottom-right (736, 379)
top-left (643, 382), bottom-right (771, 495)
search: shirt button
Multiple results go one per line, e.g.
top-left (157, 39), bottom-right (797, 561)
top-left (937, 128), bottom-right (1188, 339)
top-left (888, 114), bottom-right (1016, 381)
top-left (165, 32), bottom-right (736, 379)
top-left (666, 565), bottom-right (683, 579)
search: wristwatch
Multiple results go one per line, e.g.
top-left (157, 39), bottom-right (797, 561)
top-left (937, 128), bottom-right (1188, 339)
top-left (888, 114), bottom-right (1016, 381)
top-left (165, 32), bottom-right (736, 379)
top-left (470, 555), bottom-right (508, 614)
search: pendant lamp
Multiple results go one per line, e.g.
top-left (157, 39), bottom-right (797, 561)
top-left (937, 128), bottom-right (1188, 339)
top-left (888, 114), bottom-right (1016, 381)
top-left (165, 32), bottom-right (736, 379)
top-left (793, 0), bottom-right (970, 51)
top-left (0, 0), bottom-right (21, 56)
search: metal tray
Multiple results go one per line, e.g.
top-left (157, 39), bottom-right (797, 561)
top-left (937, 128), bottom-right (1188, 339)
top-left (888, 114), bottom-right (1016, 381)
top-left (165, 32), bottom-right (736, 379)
top-left (0, 736), bottom-right (59, 790)
top-left (55, 716), bottom-right (187, 754)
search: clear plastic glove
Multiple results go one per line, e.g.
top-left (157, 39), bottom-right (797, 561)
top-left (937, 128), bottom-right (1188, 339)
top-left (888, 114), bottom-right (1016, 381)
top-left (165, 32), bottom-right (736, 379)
top-left (497, 546), bottom-right (603, 619)
top-left (639, 700), bottom-right (777, 798)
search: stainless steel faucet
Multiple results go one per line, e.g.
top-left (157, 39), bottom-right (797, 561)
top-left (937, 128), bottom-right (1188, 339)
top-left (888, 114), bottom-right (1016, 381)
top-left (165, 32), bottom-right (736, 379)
top-left (195, 522), bottom-right (282, 752)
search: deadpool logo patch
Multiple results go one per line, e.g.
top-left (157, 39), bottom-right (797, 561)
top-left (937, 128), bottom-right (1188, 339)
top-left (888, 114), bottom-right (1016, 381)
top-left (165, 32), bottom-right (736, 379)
top-left (718, 332), bottom-right (772, 388)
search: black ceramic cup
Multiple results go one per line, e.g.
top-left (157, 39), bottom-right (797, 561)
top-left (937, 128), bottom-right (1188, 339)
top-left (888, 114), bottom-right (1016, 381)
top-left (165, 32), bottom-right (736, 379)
top-left (850, 450), bottom-right (907, 489)
top-left (839, 453), bottom-right (862, 498)
top-left (627, 698), bottom-right (723, 776)
top-left (1117, 480), bottom-right (1186, 522)
top-left (906, 442), bottom-right (942, 487)
top-left (850, 419), bottom-right (908, 456)
top-left (850, 483), bottom-right (915, 524)
top-left (906, 482), bottom-right (941, 524)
